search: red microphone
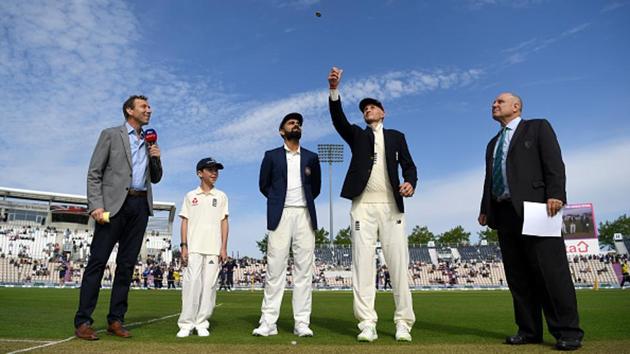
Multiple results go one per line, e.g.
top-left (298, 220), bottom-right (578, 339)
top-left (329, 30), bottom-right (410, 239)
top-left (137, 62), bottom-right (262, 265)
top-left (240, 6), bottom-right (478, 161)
top-left (145, 128), bottom-right (160, 167)
top-left (145, 128), bottom-right (157, 146)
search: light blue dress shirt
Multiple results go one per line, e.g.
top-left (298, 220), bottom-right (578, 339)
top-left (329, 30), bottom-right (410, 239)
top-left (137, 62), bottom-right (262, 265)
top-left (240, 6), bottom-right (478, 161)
top-left (492, 116), bottom-right (521, 200)
top-left (125, 122), bottom-right (148, 191)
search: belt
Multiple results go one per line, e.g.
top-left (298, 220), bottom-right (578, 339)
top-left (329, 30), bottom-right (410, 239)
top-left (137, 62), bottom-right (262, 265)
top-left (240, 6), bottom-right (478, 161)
top-left (128, 189), bottom-right (147, 197)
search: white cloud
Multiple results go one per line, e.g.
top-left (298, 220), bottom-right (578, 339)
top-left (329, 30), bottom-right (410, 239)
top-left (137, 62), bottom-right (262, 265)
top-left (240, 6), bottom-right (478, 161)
top-left (564, 139), bottom-right (630, 216)
top-left (499, 23), bottom-right (591, 66)
top-left (166, 68), bottom-right (484, 170)
top-left (465, 0), bottom-right (543, 9)
top-left (399, 139), bottom-right (630, 240)
top-left (0, 0), bottom-right (486, 192)
top-left (0, 0), bottom-right (232, 194)
top-left (601, 1), bottom-right (627, 13)
top-left (273, 0), bottom-right (320, 9)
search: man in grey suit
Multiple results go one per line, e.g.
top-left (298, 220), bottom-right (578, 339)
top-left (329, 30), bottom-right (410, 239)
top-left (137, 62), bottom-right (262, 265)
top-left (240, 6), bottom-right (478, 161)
top-left (74, 95), bottom-right (163, 340)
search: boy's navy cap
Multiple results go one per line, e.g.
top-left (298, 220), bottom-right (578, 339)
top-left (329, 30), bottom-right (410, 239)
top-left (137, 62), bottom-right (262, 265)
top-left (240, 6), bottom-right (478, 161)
top-left (196, 157), bottom-right (224, 171)
top-left (359, 97), bottom-right (384, 113)
top-left (279, 112), bottom-right (303, 130)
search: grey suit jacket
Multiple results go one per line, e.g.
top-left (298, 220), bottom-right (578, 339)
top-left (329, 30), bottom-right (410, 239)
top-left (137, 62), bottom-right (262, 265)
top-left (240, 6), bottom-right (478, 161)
top-left (87, 124), bottom-right (163, 217)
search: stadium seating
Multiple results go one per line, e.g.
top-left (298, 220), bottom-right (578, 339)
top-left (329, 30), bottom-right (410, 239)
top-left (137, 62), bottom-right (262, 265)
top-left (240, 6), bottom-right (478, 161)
top-left (0, 221), bottom-right (624, 289)
top-left (409, 247), bottom-right (432, 263)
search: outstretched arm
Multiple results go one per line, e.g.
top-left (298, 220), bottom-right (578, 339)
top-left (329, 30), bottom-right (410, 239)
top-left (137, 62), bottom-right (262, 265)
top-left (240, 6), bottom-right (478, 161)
top-left (328, 67), bottom-right (355, 144)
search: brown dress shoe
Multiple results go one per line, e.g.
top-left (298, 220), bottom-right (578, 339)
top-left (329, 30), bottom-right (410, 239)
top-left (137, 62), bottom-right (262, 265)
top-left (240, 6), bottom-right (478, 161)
top-left (107, 321), bottom-right (132, 338)
top-left (75, 323), bottom-right (99, 340)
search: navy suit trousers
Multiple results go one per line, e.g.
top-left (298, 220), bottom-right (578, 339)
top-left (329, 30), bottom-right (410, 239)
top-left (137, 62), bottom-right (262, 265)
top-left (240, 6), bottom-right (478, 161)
top-left (74, 195), bottom-right (149, 327)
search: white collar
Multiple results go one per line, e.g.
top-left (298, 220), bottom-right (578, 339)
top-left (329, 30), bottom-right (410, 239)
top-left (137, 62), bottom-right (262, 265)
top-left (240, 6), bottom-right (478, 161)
top-left (370, 121), bottom-right (384, 132)
top-left (283, 143), bottom-right (301, 154)
top-left (194, 186), bottom-right (216, 195)
top-left (505, 116), bottom-right (521, 131)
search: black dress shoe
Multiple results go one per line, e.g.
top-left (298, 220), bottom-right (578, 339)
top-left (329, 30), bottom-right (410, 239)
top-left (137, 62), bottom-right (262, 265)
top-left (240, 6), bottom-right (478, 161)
top-left (555, 338), bottom-right (582, 351)
top-left (505, 334), bottom-right (542, 345)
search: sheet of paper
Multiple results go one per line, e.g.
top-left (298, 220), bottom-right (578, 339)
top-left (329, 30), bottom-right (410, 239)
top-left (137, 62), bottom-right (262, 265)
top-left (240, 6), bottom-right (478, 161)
top-left (522, 201), bottom-right (562, 237)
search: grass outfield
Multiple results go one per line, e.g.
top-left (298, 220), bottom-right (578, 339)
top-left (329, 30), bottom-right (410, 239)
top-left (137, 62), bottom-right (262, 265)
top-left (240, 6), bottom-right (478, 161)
top-left (0, 288), bottom-right (629, 353)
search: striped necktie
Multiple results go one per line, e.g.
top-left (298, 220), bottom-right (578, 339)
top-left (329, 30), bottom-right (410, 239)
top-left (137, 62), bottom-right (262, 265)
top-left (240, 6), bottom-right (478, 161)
top-left (492, 127), bottom-right (509, 198)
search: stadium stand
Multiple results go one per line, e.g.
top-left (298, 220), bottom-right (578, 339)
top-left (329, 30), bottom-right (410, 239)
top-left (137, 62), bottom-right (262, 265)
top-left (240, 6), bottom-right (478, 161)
top-left (457, 244), bottom-right (502, 262)
top-left (0, 187), bottom-right (623, 290)
top-left (3, 224), bottom-right (621, 289)
top-left (409, 247), bottom-right (432, 263)
top-left (567, 254), bottom-right (620, 286)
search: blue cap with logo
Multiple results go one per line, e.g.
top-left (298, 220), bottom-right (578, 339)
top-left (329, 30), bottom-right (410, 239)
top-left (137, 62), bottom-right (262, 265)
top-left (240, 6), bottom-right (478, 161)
top-left (196, 157), bottom-right (224, 171)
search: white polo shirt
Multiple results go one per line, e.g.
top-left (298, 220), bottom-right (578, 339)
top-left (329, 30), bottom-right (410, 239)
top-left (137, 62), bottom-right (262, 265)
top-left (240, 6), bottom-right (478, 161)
top-left (179, 186), bottom-right (229, 255)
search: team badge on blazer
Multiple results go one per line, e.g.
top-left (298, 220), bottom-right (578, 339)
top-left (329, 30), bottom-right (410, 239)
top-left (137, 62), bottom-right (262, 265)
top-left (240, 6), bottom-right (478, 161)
top-left (192, 198), bottom-right (198, 206)
top-left (212, 198), bottom-right (217, 207)
top-left (305, 166), bottom-right (311, 176)
top-left (524, 140), bottom-right (532, 149)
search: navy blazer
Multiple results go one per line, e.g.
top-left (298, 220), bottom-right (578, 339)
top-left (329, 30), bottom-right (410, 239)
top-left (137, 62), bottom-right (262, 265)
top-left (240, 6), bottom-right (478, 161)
top-left (480, 118), bottom-right (566, 229)
top-left (259, 146), bottom-right (321, 231)
top-left (329, 98), bottom-right (417, 213)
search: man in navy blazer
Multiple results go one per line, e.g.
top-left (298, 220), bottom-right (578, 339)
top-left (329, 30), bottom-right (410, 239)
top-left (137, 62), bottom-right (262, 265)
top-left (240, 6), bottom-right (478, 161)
top-left (479, 92), bottom-right (583, 351)
top-left (253, 112), bottom-right (321, 338)
top-left (328, 67), bottom-right (417, 342)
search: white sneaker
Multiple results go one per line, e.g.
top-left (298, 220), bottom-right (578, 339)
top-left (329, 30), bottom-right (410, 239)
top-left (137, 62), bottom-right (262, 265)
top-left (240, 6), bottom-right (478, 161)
top-left (252, 322), bottom-right (278, 336)
top-left (197, 328), bottom-right (210, 337)
top-left (293, 323), bottom-right (314, 337)
top-left (357, 326), bottom-right (378, 342)
top-left (176, 328), bottom-right (191, 338)
top-left (395, 323), bottom-right (412, 342)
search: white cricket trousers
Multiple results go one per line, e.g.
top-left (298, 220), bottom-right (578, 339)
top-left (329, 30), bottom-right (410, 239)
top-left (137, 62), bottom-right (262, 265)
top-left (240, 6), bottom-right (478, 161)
top-left (178, 253), bottom-right (220, 331)
top-left (259, 207), bottom-right (315, 326)
top-left (351, 202), bottom-right (415, 330)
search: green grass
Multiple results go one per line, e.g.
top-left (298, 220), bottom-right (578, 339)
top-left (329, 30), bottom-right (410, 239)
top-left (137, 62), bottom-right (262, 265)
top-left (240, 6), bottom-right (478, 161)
top-left (1, 288), bottom-right (629, 353)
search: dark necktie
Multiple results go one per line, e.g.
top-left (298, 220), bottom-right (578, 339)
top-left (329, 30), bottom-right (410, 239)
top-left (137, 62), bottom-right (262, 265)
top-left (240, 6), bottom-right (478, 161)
top-left (492, 127), bottom-right (509, 198)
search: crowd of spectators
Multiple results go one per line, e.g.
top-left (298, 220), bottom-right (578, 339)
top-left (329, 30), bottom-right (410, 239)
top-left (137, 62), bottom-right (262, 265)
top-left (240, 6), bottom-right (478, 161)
top-left (1, 223), bottom-right (628, 289)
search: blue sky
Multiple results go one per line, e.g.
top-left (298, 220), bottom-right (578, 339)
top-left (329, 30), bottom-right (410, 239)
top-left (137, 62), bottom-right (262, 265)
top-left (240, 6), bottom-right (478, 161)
top-left (1, 0), bottom-right (629, 257)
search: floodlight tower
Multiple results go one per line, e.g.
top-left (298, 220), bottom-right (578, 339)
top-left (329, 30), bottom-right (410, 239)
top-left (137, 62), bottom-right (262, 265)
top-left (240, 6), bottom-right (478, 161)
top-left (317, 144), bottom-right (344, 244)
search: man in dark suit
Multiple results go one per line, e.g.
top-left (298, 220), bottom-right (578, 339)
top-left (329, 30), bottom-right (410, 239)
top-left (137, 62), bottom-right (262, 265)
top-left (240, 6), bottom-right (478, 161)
top-left (327, 67), bottom-right (417, 342)
top-left (74, 95), bottom-right (163, 340)
top-left (253, 112), bottom-right (321, 338)
top-left (478, 92), bottom-right (583, 351)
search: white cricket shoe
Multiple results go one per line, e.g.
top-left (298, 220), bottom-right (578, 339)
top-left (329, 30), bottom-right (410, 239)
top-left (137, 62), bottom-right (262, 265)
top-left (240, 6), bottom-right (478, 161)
top-left (252, 322), bottom-right (278, 336)
top-left (176, 328), bottom-right (191, 338)
top-left (395, 322), bottom-right (412, 342)
top-left (197, 328), bottom-right (210, 337)
top-left (293, 323), bottom-right (314, 337)
top-left (357, 326), bottom-right (378, 342)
